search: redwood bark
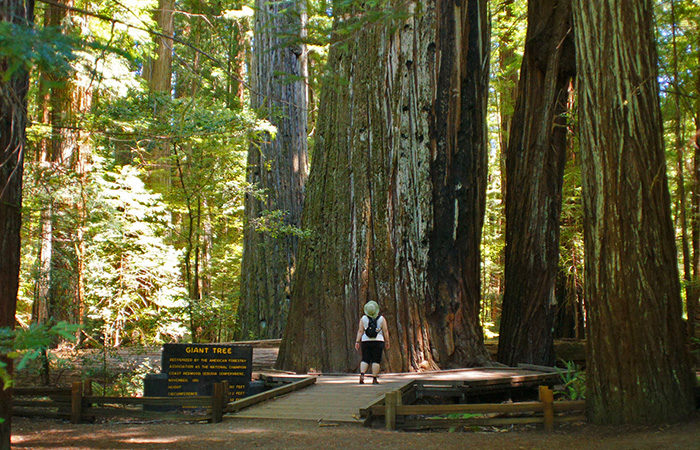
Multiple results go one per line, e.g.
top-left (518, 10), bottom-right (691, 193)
top-left (150, 0), bottom-right (174, 94)
top-left (573, 0), bottom-right (694, 423)
top-left (277, 0), bottom-right (491, 373)
top-left (0, 1), bottom-right (34, 445)
top-left (227, 15), bottom-right (248, 107)
top-left (237, 0), bottom-right (308, 339)
top-left (145, 0), bottom-right (174, 188)
top-left (498, 0), bottom-right (575, 366)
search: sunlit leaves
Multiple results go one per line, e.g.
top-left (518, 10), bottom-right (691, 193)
top-left (250, 209), bottom-right (312, 239)
top-left (223, 5), bottom-right (254, 20)
top-left (84, 164), bottom-right (187, 345)
top-left (0, 322), bottom-right (78, 388)
top-left (0, 23), bottom-right (75, 81)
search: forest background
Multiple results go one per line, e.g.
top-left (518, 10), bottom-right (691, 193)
top-left (0, 0), bottom-right (698, 438)
top-left (5, 0), bottom-right (697, 349)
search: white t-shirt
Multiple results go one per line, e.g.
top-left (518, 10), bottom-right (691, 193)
top-left (360, 315), bottom-right (385, 342)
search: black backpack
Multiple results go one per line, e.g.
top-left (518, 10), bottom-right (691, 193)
top-left (365, 316), bottom-right (380, 338)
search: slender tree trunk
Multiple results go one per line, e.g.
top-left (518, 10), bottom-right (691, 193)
top-left (238, 0), bottom-right (308, 339)
top-left (277, 0), bottom-right (491, 373)
top-left (73, 83), bottom-right (92, 341)
top-left (173, 144), bottom-right (199, 341)
top-left (32, 69), bottom-right (52, 326)
top-left (0, 1), bottom-right (34, 445)
top-left (573, 0), bottom-right (694, 424)
top-left (571, 245), bottom-right (583, 339)
top-left (193, 197), bottom-right (201, 303)
top-left (498, 0), bottom-right (575, 366)
top-left (201, 199), bottom-right (213, 302)
top-left (32, 204), bottom-right (52, 324)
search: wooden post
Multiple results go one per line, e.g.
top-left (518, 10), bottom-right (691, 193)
top-left (385, 390), bottom-right (399, 431)
top-left (539, 385), bottom-right (554, 432)
top-left (211, 382), bottom-right (225, 423)
top-left (222, 380), bottom-right (230, 404)
top-left (82, 379), bottom-right (93, 416)
top-left (83, 379), bottom-right (92, 397)
top-left (71, 381), bottom-right (83, 424)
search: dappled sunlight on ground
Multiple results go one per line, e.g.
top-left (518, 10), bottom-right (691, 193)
top-left (12, 415), bottom-right (700, 449)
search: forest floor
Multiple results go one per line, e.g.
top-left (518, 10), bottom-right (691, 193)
top-left (11, 414), bottom-right (700, 449)
top-left (11, 342), bottom-right (700, 448)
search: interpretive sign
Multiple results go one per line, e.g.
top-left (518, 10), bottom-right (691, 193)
top-left (162, 343), bottom-right (253, 401)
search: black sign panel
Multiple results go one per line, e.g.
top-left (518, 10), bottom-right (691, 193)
top-left (162, 343), bottom-right (253, 401)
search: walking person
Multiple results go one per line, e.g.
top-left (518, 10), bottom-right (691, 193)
top-left (355, 300), bottom-right (389, 384)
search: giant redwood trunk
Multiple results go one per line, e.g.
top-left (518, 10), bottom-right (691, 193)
top-left (237, 0), bottom-right (308, 339)
top-left (573, 0), bottom-right (694, 423)
top-left (1, 1), bottom-right (34, 445)
top-left (276, 0), bottom-right (491, 373)
top-left (498, 0), bottom-right (575, 366)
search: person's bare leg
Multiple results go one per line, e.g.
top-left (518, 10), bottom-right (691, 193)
top-left (360, 361), bottom-right (369, 384)
top-left (371, 363), bottom-right (380, 384)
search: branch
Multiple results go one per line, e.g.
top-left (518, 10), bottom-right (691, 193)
top-left (36, 0), bottom-right (244, 89)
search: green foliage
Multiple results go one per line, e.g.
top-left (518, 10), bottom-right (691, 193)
top-left (16, 0), bottom-right (259, 346)
top-left (86, 1), bottom-right (258, 340)
top-left (656, 0), bottom-right (699, 110)
top-left (78, 346), bottom-right (157, 396)
top-left (558, 115), bottom-right (584, 328)
top-left (428, 412), bottom-right (482, 432)
top-left (0, 323), bottom-right (78, 389)
top-left (108, 360), bottom-right (156, 397)
top-left (489, 0), bottom-right (526, 133)
top-left (251, 209), bottom-right (312, 239)
top-left (0, 23), bottom-right (75, 80)
top-left (481, 0), bottom-right (527, 326)
top-left (556, 360), bottom-right (586, 400)
top-left (480, 147), bottom-right (504, 325)
top-left (84, 164), bottom-right (187, 345)
top-left (655, 0), bottom-right (699, 309)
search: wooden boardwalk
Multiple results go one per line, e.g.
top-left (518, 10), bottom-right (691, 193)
top-left (228, 368), bottom-right (554, 424)
top-left (230, 374), bottom-right (405, 423)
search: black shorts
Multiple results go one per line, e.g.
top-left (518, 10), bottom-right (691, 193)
top-left (360, 341), bottom-right (385, 365)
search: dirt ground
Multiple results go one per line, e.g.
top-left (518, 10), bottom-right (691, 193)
top-left (11, 414), bottom-right (700, 449)
top-left (11, 344), bottom-right (699, 448)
